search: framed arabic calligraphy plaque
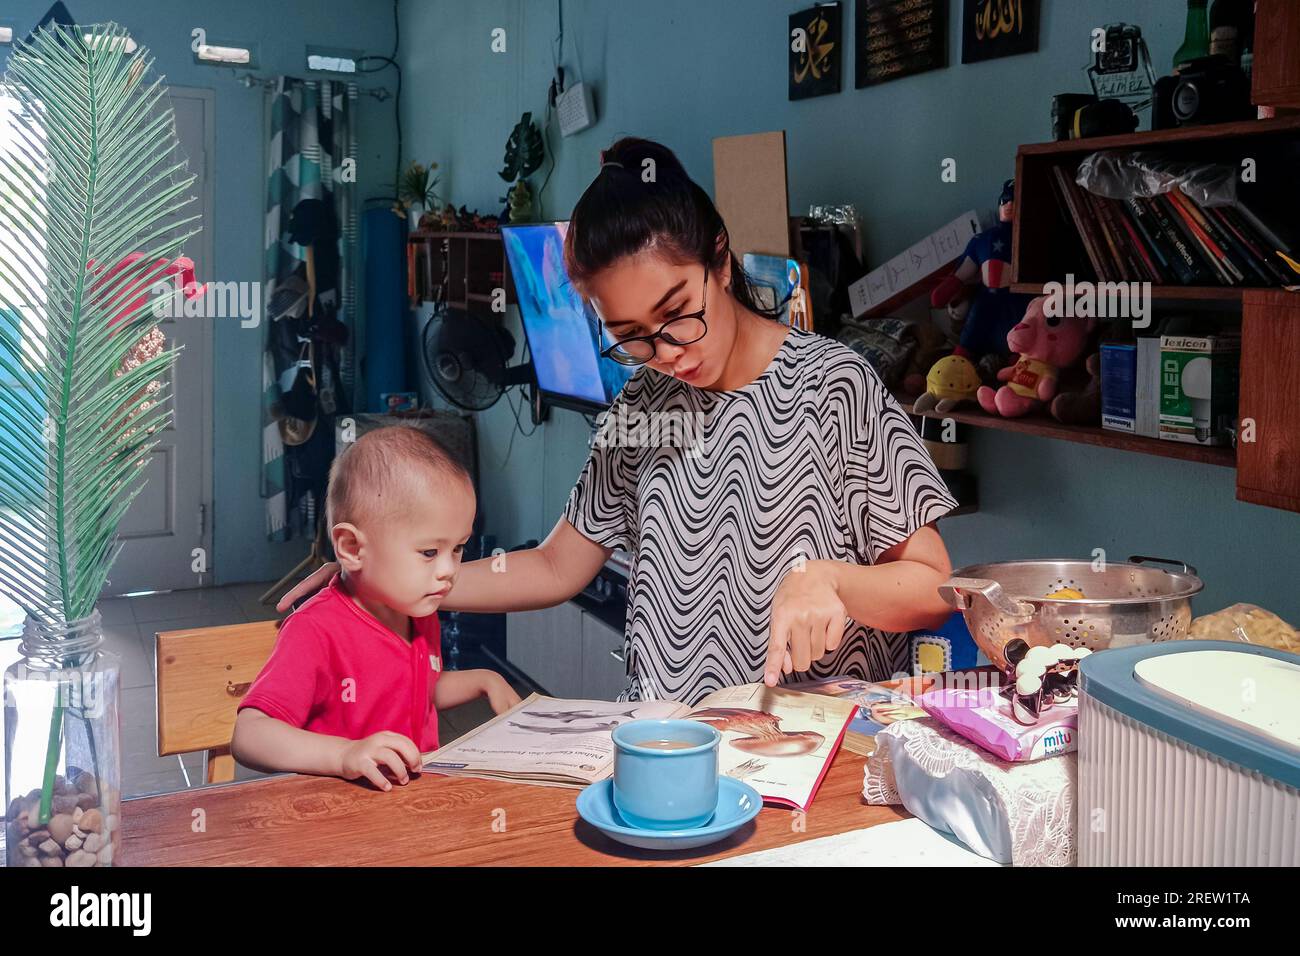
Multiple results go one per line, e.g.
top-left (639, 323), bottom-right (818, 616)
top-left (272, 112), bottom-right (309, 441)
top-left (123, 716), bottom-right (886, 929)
top-left (854, 0), bottom-right (947, 88)
top-left (790, 2), bottom-right (843, 100)
top-left (961, 0), bottom-right (1039, 64)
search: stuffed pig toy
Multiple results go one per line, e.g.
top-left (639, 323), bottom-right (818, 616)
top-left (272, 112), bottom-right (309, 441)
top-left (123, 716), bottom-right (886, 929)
top-left (976, 296), bottom-right (1095, 418)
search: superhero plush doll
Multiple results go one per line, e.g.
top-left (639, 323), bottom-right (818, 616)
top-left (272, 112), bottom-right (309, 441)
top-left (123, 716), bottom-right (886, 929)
top-left (930, 178), bottom-right (1033, 363)
top-left (913, 179), bottom-right (1034, 414)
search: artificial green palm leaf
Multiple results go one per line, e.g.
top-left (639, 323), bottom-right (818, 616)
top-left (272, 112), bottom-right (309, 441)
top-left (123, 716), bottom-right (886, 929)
top-left (0, 21), bottom-right (199, 626)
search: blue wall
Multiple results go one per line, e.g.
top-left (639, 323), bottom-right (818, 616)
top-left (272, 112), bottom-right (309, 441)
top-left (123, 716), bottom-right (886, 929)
top-left (1, 0), bottom-right (398, 585)
top-left (397, 0), bottom-right (1300, 623)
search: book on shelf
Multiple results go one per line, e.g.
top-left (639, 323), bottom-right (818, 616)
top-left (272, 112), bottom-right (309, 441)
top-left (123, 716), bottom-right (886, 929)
top-left (1206, 205), bottom-right (1290, 285)
top-left (1050, 166), bottom-right (1101, 278)
top-left (1081, 189), bottom-right (1131, 279)
top-left (1166, 189), bottom-right (1243, 284)
top-left (1050, 158), bottom-right (1300, 288)
top-left (1100, 198), bottom-right (1152, 282)
top-left (1232, 201), bottom-right (1300, 284)
top-left (1047, 166), bottom-right (1101, 281)
top-left (1134, 197), bottom-right (1197, 285)
top-left (422, 684), bottom-right (857, 811)
top-left (1123, 197), bottom-right (1176, 283)
top-left (1144, 195), bottom-right (1215, 285)
top-left (1112, 201), bottom-right (1164, 283)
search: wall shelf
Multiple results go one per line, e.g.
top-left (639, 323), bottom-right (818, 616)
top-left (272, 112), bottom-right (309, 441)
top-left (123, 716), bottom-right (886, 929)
top-left (1009, 283), bottom-right (1251, 301)
top-left (1015, 114), bottom-right (1300, 158)
top-left (1004, 106), bottom-right (1300, 510)
top-left (893, 392), bottom-right (1237, 468)
top-left (1012, 115), bottom-right (1300, 295)
top-left (406, 230), bottom-right (513, 312)
top-left (407, 229), bottom-right (505, 241)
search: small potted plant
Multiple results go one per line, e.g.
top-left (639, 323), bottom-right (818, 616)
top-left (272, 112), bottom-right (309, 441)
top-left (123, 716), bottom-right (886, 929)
top-left (498, 113), bottom-right (544, 223)
top-left (395, 161), bottom-right (442, 230)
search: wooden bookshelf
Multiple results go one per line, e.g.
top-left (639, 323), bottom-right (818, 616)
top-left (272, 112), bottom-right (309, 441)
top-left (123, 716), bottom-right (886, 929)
top-left (408, 229), bottom-right (506, 241)
top-left (1011, 114), bottom-right (1300, 295)
top-left (1251, 0), bottom-right (1300, 109)
top-left (1016, 114), bottom-right (1300, 158)
top-left (1237, 290), bottom-right (1300, 511)
top-left (1008, 282), bottom-right (1247, 301)
top-left (893, 392), bottom-right (1237, 469)
top-left (1005, 112), bottom-right (1300, 511)
top-left (406, 230), bottom-right (513, 311)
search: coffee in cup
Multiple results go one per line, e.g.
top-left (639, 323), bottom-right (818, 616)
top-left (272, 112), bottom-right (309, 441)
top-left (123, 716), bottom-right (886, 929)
top-left (611, 718), bottom-right (721, 830)
top-left (631, 739), bottom-right (696, 751)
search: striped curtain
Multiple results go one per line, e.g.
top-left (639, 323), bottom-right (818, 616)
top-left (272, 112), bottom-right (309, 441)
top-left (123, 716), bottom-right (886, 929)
top-left (260, 77), bottom-right (358, 541)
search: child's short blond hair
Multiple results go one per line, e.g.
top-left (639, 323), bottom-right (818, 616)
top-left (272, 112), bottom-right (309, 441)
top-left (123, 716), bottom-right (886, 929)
top-left (326, 425), bottom-right (472, 530)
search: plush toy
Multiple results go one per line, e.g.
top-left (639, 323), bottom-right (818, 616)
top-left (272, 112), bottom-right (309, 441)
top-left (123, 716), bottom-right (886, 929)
top-left (929, 179), bottom-right (1033, 365)
top-left (977, 296), bottom-right (1096, 418)
top-left (913, 354), bottom-right (982, 413)
top-left (912, 179), bottom-right (1034, 410)
top-left (1050, 351), bottom-right (1102, 425)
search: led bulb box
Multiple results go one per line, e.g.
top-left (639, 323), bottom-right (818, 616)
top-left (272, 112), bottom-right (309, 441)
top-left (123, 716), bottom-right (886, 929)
top-left (1158, 332), bottom-right (1240, 446)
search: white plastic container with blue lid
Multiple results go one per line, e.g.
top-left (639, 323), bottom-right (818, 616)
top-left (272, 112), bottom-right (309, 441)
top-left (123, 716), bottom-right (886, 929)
top-left (1078, 639), bottom-right (1300, 866)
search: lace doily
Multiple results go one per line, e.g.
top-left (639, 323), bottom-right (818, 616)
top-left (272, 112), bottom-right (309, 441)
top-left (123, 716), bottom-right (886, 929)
top-left (863, 716), bottom-right (1077, 866)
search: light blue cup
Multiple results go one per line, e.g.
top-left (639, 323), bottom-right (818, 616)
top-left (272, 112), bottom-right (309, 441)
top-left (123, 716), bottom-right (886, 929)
top-left (611, 718), bottom-right (721, 830)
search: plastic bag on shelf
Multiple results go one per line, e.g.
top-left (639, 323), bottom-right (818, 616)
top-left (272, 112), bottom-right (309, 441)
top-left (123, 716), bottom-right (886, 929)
top-left (1187, 603), bottom-right (1300, 654)
top-left (1076, 150), bottom-right (1238, 207)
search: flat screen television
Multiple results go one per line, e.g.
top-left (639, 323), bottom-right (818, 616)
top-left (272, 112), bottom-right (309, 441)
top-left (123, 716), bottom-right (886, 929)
top-left (501, 221), bottom-right (634, 413)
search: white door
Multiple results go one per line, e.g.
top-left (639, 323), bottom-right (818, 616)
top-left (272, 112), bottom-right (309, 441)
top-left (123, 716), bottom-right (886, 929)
top-left (107, 88), bottom-right (214, 595)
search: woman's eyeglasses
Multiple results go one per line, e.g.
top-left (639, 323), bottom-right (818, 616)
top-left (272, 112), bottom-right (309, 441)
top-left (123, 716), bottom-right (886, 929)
top-left (599, 269), bottom-right (708, 367)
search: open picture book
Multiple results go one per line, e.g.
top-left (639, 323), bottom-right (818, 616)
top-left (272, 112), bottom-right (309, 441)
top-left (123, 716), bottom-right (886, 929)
top-left (793, 675), bottom-right (931, 756)
top-left (421, 683), bottom-right (857, 810)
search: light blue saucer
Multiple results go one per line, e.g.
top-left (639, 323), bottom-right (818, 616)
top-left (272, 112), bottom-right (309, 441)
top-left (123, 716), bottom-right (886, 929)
top-left (576, 777), bottom-right (763, 850)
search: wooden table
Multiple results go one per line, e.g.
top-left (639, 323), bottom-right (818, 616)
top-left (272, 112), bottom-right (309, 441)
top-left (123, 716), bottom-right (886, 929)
top-left (119, 750), bottom-right (907, 866)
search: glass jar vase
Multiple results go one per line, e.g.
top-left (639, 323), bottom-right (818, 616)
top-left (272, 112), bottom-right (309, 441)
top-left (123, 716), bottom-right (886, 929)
top-left (4, 611), bottom-right (121, 868)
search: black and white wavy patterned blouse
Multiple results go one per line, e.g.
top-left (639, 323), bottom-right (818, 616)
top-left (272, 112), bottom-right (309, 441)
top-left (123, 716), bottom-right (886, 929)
top-left (563, 327), bottom-right (958, 706)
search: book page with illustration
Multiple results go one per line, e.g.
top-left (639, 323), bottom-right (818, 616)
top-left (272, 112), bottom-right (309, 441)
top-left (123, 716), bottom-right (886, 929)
top-left (685, 684), bottom-right (856, 810)
top-left (421, 694), bottom-right (682, 787)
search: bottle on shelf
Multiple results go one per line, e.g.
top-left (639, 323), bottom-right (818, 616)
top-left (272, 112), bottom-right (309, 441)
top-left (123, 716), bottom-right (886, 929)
top-left (1209, 0), bottom-right (1255, 67)
top-left (1174, 0), bottom-right (1210, 70)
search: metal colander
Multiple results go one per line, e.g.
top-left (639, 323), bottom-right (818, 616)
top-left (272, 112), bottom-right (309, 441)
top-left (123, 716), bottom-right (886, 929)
top-left (938, 556), bottom-right (1204, 670)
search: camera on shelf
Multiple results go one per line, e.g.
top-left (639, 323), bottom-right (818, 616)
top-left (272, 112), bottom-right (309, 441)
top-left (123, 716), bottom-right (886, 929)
top-left (1152, 55), bottom-right (1253, 130)
top-left (1056, 97), bottom-right (1139, 140)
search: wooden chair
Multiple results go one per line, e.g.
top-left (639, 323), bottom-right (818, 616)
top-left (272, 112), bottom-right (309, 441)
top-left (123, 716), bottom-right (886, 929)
top-left (154, 620), bottom-right (281, 784)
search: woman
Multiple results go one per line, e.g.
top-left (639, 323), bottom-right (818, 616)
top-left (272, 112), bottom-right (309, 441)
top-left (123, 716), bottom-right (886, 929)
top-left (281, 137), bottom-right (959, 706)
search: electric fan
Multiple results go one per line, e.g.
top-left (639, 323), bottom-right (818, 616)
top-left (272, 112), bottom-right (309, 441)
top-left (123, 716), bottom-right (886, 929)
top-left (421, 306), bottom-right (537, 412)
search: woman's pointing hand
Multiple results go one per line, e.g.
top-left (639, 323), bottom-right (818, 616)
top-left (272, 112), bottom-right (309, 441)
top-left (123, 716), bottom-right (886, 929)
top-left (764, 560), bottom-right (848, 686)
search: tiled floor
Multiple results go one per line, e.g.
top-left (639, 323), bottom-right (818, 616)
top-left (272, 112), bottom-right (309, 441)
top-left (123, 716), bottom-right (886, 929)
top-left (4, 582), bottom-right (517, 800)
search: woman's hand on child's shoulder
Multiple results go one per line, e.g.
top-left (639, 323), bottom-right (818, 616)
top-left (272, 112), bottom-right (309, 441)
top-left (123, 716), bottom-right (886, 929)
top-left (276, 562), bottom-right (339, 612)
top-left (339, 731), bottom-right (421, 791)
top-left (481, 672), bottom-right (523, 715)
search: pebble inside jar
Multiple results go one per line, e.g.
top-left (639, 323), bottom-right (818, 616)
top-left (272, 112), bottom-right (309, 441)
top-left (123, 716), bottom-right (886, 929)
top-left (5, 614), bottom-right (123, 869)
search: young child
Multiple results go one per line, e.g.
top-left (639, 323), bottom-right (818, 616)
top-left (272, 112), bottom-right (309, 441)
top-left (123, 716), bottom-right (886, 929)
top-left (232, 426), bottom-right (521, 790)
